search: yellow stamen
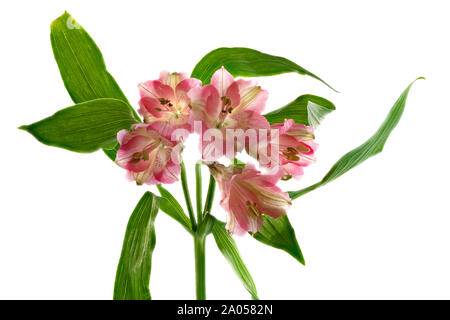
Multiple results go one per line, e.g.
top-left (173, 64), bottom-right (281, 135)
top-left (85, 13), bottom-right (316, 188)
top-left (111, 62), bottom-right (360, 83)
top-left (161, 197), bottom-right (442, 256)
top-left (246, 201), bottom-right (260, 219)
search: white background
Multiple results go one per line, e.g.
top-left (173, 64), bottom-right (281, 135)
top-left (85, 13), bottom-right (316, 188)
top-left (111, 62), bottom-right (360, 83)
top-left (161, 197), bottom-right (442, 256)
top-left (0, 0), bottom-right (449, 299)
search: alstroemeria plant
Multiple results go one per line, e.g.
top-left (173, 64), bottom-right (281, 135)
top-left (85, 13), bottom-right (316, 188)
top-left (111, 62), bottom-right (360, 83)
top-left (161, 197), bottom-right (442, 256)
top-left (20, 12), bottom-right (423, 300)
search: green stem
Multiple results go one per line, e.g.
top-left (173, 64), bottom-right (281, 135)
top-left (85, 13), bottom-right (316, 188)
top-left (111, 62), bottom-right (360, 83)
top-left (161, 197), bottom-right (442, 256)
top-left (195, 162), bottom-right (203, 224)
top-left (194, 235), bottom-right (206, 300)
top-left (203, 174), bottom-right (216, 215)
top-left (180, 161), bottom-right (197, 231)
top-left (180, 165), bottom-right (216, 300)
top-left (193, 174), bottom-right (216, 300)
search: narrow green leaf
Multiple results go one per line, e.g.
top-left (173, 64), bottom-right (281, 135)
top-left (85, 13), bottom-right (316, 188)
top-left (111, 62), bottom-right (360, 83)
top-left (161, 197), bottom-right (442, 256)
top-left (51, 12), bottom-right (132, 110)
top-left (157, 185), bottom-right (192, 233)
top-left (50, 12), bottom-right (140, 159)
top-left (264, 94), bottom-right (336, 128)
top-left (20, 98), bottom-right (137, 153)
top-left (211, 217), bottom-right (258, 299)
top-left (114, 192), bottom-right (160, 300)
top-left (191, 47), bottom-right (337, 91)
top-left (252, 215), bottom-right (305, 265)
top-left (289, 77), bottom-right (424, 200)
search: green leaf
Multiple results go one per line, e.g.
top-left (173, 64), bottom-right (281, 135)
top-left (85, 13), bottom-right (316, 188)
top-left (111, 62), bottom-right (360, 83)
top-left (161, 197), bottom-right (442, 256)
top-left (50, 12), bottom-right (140, 159)
top-left (51, 12), bottom-right (132, 109)
top-left (289, 77), bottom-right (424, 200)
top-left (264, 94), bottom-right (336, 128)
top-left (103, 142), bottom-right (120, 161)
top-left (114, 192), bottom-right (160, 300)
top-left (20, 98), bottom-right (137, 153)
top-left (191, 47), bottom-right (337, 91)
top-left (157, 185), bottom-right (192, 233)
top-left (211, 217), bottom-right (258, 299)
top-left (252, 215), bottom-right (305, 265)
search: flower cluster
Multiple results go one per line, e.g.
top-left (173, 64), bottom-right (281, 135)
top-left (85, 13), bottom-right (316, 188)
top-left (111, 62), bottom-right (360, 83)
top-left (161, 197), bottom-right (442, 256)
top-left (116, 68), bottom-right (317, 233)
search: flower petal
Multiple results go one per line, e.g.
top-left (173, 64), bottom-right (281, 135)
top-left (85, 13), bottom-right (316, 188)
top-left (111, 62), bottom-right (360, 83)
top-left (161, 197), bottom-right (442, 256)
top-left (225, 82), bottom-right (241, 108)
top-left (160, 71), bottom-right (187, 89)
top-left (211, 67), bottom-right (235, 97)
top-left (189, 85), bottom-right (221, 124)
top-left (176, 78), bottom-right (202, 106)
top-left (139, 80), bottom-right (174, 101)
top-left (138, 97), bottom-right (165, 119)
top-left (235, 79), bottom-right (268, 114)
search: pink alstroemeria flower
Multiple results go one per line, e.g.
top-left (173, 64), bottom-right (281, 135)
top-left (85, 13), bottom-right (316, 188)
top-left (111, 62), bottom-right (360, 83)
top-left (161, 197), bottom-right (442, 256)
top-left (189, 67), bottom-right (270, 160)
top-left (115, 124), bottom-right (181, 185)
top-left (138, 71), bottom-right (201, 131)
top-left (208, 163), bottom-right (291, 235)
top-left (257, 119), bottom-right (317, 180)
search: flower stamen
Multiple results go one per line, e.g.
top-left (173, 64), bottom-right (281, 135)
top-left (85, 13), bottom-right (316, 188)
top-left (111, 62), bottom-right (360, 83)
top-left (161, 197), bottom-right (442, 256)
top-left (246, 200), bottom-right (260, 219)
top-left (158, 98), bottom-right (171, 105)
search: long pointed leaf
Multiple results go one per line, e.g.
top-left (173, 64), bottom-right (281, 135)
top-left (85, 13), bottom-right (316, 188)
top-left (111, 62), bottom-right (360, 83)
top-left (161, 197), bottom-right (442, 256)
top-left (191, 47), bottom-right (337, 91)
top-left (264, 94), bottom-right (336, 128)
top-left (50, 12), bottom-right (140, 160)
top-left (114, 192), bottom-right (159, 300)
top-left (20, 98), bottom-right (137, 153)
top-left (211, 218), bottom-right (258, 299)
top-left (157, 185), bottom-right (192, 233)
top-left (289, 77), bottom-right (424, 200)
top-left (252, 215), bottom-right (305, 265)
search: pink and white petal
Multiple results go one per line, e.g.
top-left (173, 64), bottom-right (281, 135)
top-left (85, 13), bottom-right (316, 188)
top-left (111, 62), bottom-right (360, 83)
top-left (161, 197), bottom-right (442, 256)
top-left (286, 124), bottom-right (315, 141)
top-left (155, 160), bottom-right (181, 184)
top-left (187, 87), bottom-right (206, 118)
top-left (211, 67), bottom-right (235, 97)
top-left (271, 119), bottom-right (294, 136)
top-left (229, 111), bottom-right (270, 131)
top-left (241, 88), bottom-right (268, 114)
top-left (138, 80), bottom-right (159, 99)
top-left (258, 203), bottom-right (287, 219)
top-left (164, 72), bottom-right (188, 89)
top-left (125, 159), bottom-right (151, 173)
top-left (248, 112), bottom-right (270, 130)
top-left (117, 129), bottom-right (132, 145)
top-left (282, 162), bottom-right (305, 179)
top-left (204, 86), bottom-right (221, 119)
top-left (147, 122), bottom-right (176, 141)
top-left (138, 97), bottom-right (165, 118)
top-left (235, 78), bottom-right (257, 92)
top-left (234, 79), bottom-right (267, 113)
top-left (231, 182), bottom-right (264, 234)
top-left (226, 213), bottom-right (247, 236)
top-left (228, 190), bottom-right (252, 233)
top-left (278, 134), bottom-right (301, 150)
top-left (116, 135), bottom-right (151, 156)
top-left (133, 169), bottom-right (154, 185)
top-left (300, 140), bottom-right (319, 153)
top-left (176, 78), bottom-right (202, 106)
top-left (290, 123), bottom-right (311, 132)
top-left (158, 71), bottom-right (170, 83)
top-left (176, 78), bottom-right (202, 95)
top-left (243, 165), bottom-right (283, 186)
top-left (188, 85), bottom-right (220, 125)
top-left (225, 82), bottom-right (241, 108)
top-left (151, 81), bottom-right (175, 101)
